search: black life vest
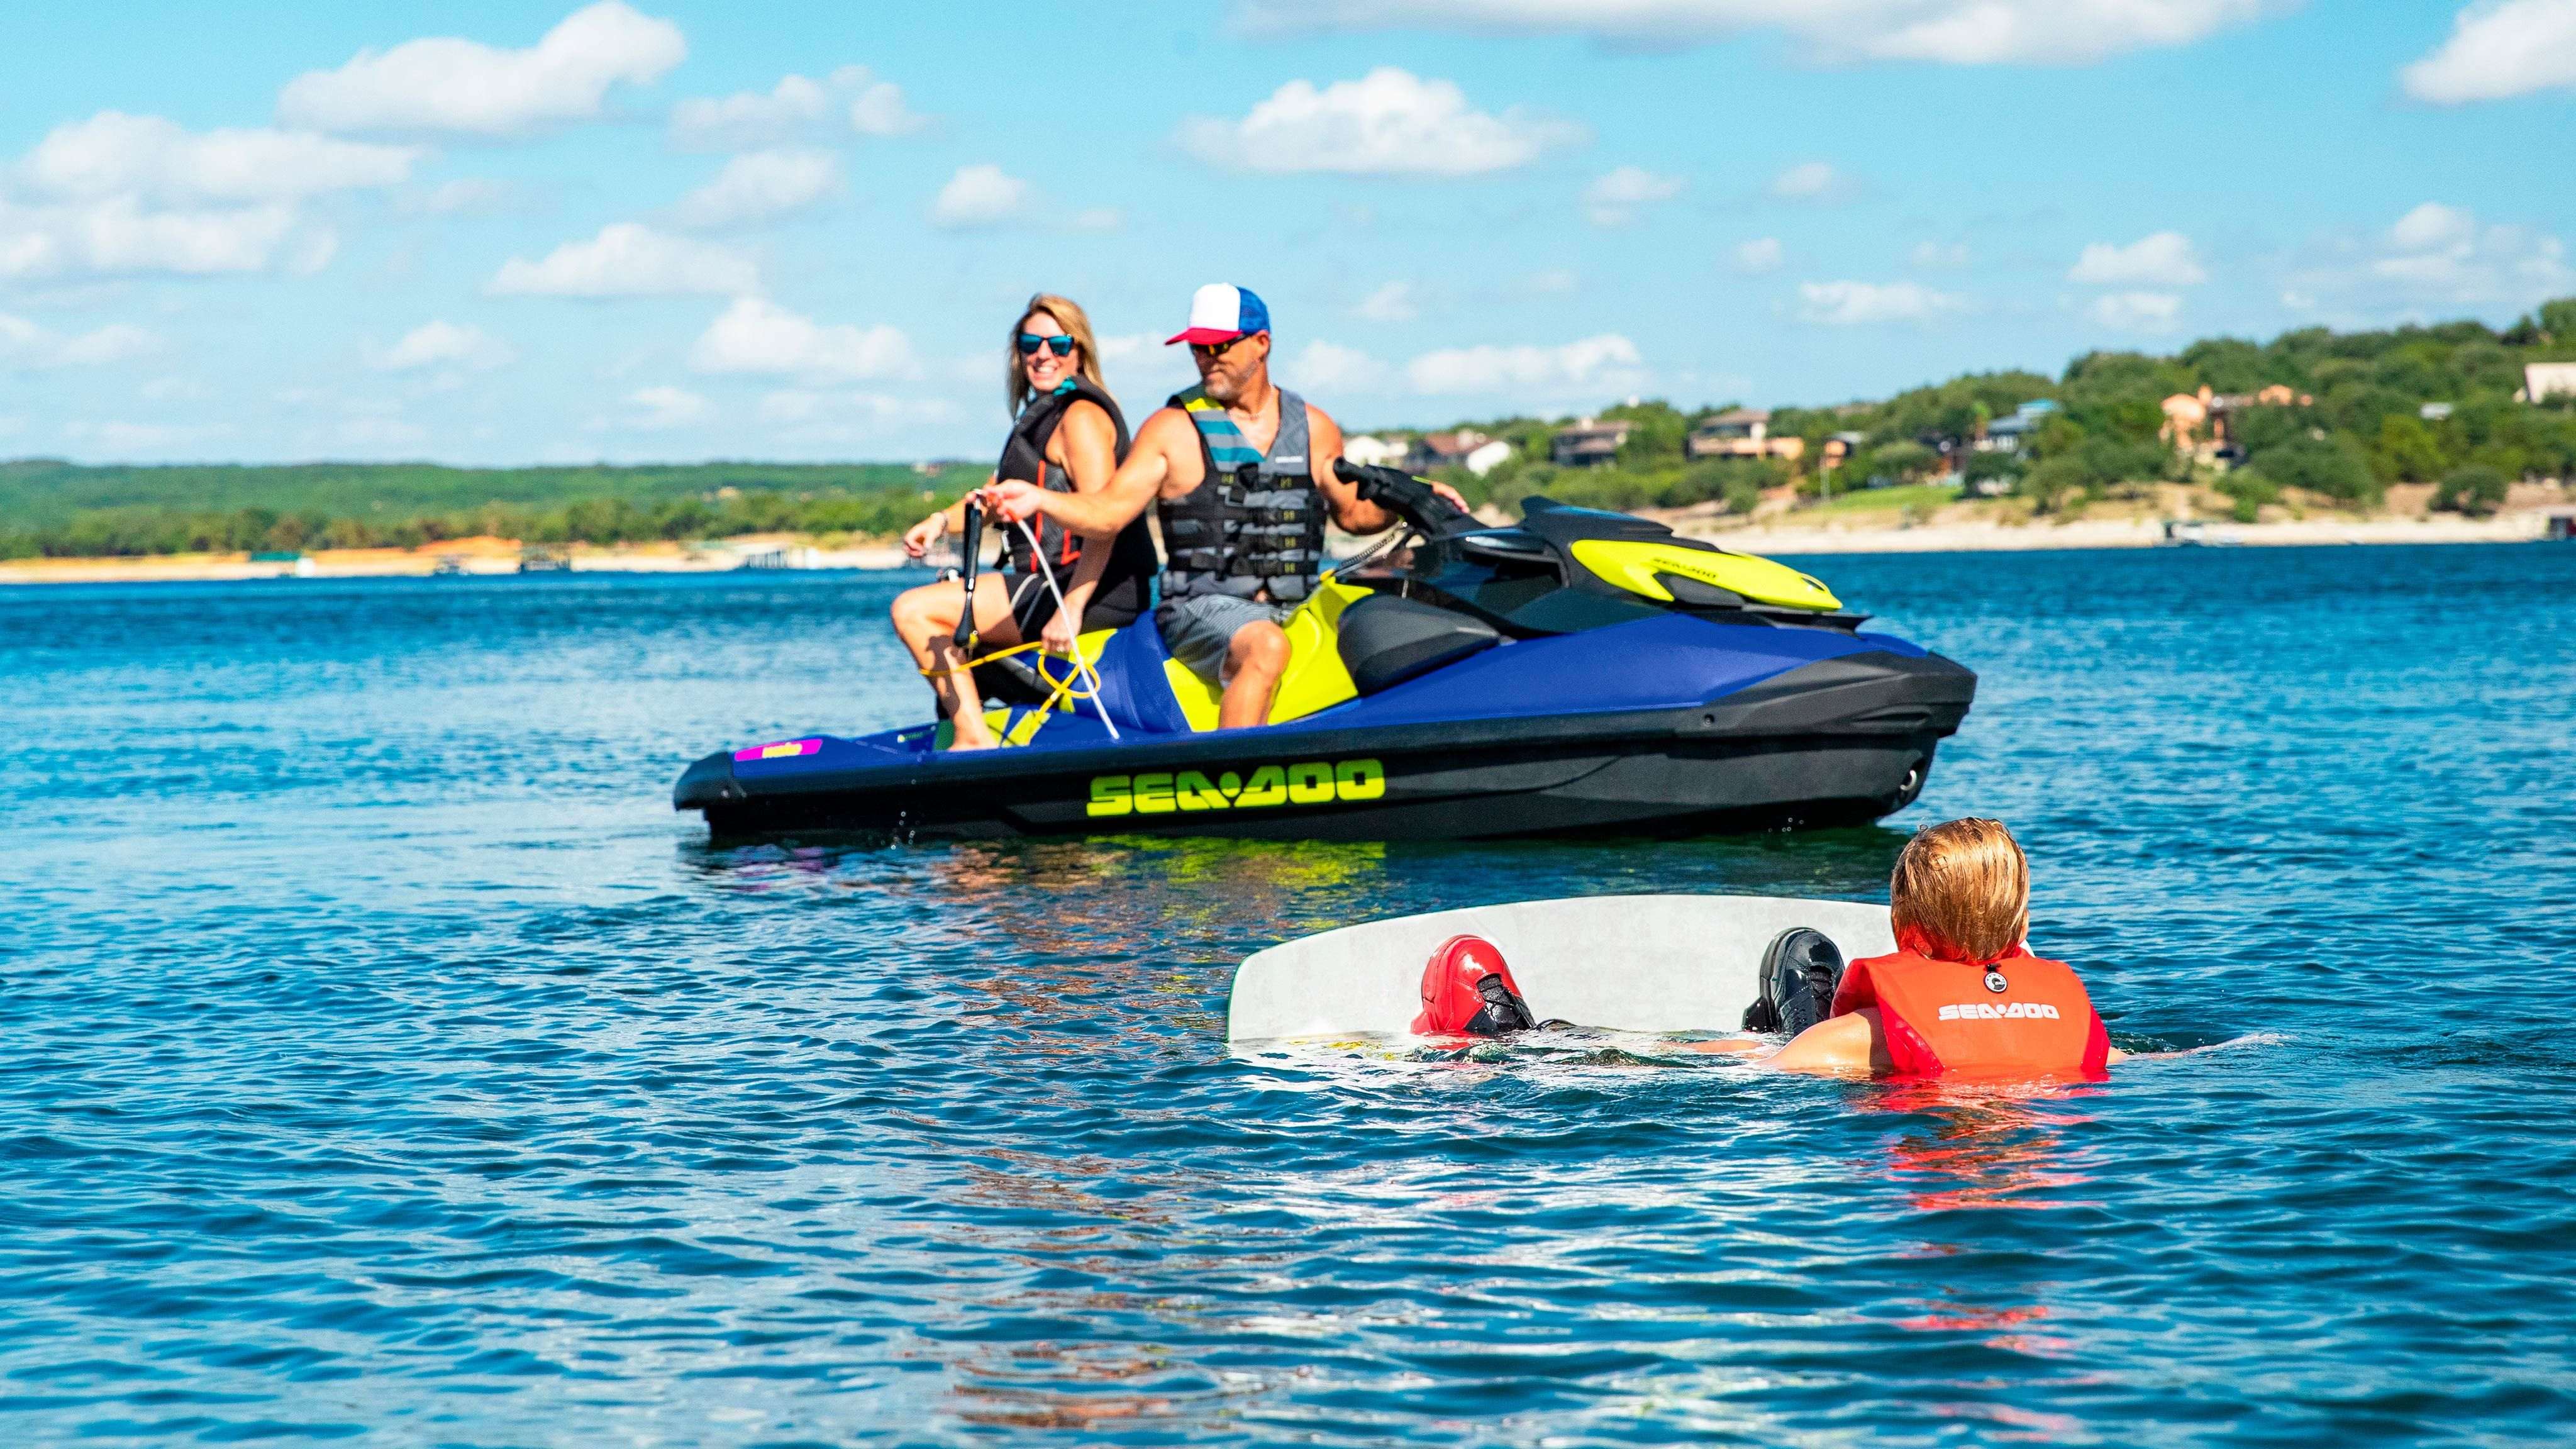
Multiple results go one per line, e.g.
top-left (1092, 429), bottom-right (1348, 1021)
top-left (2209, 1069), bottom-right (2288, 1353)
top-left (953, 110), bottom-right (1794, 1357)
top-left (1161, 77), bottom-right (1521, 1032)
top-left (995, 376), bottom-right (1133, 574)
top-left (1157, 384), bottom-right (1327, 604)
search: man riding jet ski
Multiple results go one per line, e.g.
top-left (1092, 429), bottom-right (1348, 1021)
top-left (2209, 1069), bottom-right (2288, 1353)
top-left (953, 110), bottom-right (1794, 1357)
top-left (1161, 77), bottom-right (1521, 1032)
top-left (672, 289), bottom-right (1978, 842)
top-left (987, 282), bottom-right (1468, 730)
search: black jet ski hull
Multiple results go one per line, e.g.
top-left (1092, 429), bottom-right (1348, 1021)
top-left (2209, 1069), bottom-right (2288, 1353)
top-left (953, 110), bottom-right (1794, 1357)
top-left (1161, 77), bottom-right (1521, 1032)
top-left (677, 649), bottom-right (1973, 842)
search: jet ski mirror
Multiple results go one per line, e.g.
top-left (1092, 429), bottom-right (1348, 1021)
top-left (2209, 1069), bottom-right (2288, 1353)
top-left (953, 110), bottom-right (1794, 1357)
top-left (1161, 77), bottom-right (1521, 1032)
top-left (1334, 460), bottom-right (1474, 538)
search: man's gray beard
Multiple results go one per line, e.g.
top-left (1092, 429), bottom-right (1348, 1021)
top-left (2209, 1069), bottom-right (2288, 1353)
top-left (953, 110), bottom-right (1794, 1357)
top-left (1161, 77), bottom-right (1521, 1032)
top-left (1201, 374), bottom-right (1240, 406)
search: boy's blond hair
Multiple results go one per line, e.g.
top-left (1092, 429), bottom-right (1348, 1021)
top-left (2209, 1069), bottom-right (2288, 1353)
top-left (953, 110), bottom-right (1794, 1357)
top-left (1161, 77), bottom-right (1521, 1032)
top-left (1889, 818), bottom-right (2029, 964)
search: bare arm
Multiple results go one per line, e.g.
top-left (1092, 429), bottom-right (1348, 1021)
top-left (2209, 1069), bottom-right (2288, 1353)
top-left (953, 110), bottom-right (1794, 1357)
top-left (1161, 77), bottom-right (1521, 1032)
top-left (987, 408), bottom-right (1181, 535)
top-left (1046, 402), bottom-right (1121, 626)
top-left (1307, 404), bottom-right (1471, 533)
top-left (1764, 1009), bottom-right (1894, 1075)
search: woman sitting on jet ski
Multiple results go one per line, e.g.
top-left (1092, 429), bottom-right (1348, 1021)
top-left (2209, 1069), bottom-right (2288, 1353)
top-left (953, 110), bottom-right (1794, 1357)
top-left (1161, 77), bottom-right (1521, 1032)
top-left (892, 294), bottom-right (1158, 750)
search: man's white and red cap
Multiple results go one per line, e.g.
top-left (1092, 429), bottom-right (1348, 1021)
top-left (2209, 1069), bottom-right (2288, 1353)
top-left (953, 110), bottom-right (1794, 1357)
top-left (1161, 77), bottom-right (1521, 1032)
top-left (1166, 282), bottom-right (1272, 346)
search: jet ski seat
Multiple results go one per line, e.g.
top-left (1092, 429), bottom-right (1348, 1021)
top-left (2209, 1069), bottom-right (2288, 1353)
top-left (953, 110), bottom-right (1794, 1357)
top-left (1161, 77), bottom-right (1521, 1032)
top-left (945, 575), bottom-right (1381, 748)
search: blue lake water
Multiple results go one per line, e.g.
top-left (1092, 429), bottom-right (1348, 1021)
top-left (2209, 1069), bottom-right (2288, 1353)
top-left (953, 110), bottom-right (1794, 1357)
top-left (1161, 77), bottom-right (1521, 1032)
top-left (3, 542), bottom-right (2573, 1446)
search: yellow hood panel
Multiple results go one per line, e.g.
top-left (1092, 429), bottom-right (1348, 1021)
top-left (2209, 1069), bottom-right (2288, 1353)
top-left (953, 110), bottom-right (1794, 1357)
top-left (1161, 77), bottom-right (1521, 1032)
top-left (1568, 539), bottom-right (1841, 612)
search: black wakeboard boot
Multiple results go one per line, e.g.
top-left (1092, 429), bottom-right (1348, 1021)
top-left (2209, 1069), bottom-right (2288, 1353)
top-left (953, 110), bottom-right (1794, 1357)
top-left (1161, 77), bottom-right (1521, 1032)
top-left (1744, 928), bottom-right (1848, 1036)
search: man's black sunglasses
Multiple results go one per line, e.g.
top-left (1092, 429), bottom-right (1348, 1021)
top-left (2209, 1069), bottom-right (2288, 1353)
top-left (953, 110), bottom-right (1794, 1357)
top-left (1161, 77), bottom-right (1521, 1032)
top-left (1017, 333), bottom-right (1076, 358)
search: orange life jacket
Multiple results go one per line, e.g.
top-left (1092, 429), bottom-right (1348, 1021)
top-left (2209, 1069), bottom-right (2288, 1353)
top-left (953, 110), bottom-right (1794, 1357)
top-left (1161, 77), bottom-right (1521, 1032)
top-left (1829, 939), bottom-right (2109, 1081)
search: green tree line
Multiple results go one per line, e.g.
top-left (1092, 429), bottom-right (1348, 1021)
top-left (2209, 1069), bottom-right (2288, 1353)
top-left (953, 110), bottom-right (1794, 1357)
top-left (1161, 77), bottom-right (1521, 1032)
top-left (0, 462), bottom-right (985, 560)
top-left (1406, 297), bottom-right (2576, 525)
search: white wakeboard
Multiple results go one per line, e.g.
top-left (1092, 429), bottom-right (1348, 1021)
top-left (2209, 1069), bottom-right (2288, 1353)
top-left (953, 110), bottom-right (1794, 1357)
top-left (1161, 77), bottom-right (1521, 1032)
top-left (1226, 893), bottom-right (1893, 1043)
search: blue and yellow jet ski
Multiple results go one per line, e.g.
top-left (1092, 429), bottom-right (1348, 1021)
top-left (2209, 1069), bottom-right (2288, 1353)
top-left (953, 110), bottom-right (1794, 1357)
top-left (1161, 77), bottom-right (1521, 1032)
top-left (674, 465), bottom-right (1975, 840)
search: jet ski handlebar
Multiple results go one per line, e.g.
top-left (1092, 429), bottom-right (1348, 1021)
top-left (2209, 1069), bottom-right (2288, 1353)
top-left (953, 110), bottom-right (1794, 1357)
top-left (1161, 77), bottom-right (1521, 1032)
top-left (1334, 460), bottom-right (1474, 537)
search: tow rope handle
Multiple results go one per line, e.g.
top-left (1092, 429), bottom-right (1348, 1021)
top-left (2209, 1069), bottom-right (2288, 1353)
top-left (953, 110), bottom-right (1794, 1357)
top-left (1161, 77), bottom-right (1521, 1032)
top-left (952, 501), bottom-right (985, 651)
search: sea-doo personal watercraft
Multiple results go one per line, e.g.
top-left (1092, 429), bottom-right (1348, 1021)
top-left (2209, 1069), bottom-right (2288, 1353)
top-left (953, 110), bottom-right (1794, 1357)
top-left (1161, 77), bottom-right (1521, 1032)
top-left (674, 464), bottom-right (1975, 840)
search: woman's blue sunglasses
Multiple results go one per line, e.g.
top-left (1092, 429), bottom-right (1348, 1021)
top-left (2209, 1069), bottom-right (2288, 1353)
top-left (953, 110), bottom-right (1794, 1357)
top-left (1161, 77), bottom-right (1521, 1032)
top-left (1016, 333), bottom-right (1075, 358)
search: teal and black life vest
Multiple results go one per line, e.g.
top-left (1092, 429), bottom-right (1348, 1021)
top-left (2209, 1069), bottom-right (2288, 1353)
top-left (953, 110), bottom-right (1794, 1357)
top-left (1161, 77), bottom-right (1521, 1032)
top-left (995, 375), bottom-right (1145, 576)
top-left (1157, 384), bottom-right (1326, 603)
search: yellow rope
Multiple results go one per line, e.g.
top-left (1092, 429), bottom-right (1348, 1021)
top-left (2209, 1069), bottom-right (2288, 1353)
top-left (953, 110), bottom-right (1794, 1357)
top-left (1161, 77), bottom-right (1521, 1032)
top-left (916, 638), bottom-right (1050, 679)
top-left (921, 640), bottom-right (1103, 742)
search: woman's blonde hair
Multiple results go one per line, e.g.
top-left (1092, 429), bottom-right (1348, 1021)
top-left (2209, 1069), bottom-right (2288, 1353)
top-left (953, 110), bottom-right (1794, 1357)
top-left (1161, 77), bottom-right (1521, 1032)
top-left (1006, 292), bottom-right (1108, 414)
top-left (1889, 818), bottom-right (2030, 965)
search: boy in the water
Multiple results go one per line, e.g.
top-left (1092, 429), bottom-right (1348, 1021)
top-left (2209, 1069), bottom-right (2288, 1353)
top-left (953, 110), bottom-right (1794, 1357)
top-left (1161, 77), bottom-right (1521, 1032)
top-left (1415, 818), bottom-right (2123, 1080)
top-left (1752, 818), bottom-right (2121, 1078)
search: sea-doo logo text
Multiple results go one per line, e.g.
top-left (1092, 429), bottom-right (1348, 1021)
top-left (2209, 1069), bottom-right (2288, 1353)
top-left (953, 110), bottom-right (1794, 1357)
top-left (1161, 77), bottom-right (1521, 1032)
top-left (1086, 758), bottom-right (1385, 817)
top-left (1936, 1002), bottom-right (2062, 1021)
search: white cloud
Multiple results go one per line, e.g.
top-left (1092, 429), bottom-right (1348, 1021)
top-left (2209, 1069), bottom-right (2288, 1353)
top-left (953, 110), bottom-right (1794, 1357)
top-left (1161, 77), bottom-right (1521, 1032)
top-left (489, 222), bottom-right (757, 296)
top-left (670, 69), bottom-right (833, 150)
top-left (1522, 269), bottom-right (1578, 294)
top-left (412, 178), bottom-right (520, 214)
top-left (375, 319), bottom-right (516, 371)
top-left (930, 164), bottom-right (1028, 228)
top-left (1179, 68), bottom-right (1579, 176)
top-left (1407, 333), bottom-right (1643, 395)
top-left (2089, 291), bottom-right (2184, 331)
top-left (1734, 237), bottom-right (1784, 273)
top-left (755, 389), bottom-right (956, 440)
top-left (1236, 0), bottom-right (2276, 65)
top-left (1355, 281), bottom-right (1418, 322)
top-left (1769, 161), bottom-right (1850, 201)
top-left (674, 150), bottom-right (838, 229)
top-left (1796, 280), bottom-right (1966, 325)
top-left (0, 313), bottom-right (158, 370)
top-left (1912, 239), bottom-right (1970, 269)
top-left (848, 79), bottom-right (927, 137)
top-left (669, 65), bottom-right (923, 150)
top-left (278, 1), bottom-right (686, 138)
top-left (2070, 230), bottom-right (2206, 286)
top-left (2389, 201), bottom-right (2475, 253)
top-left (2401, 0), bottom-right (2576, 104)
top-left (1585, 164), bottom-right (1684, 226)
top-left (626, 384), bottom-right (707, 428)
top-left (0, 112), bottom-right (410, 280)
top-left (2368, 202), bottom-right (2570, 303)
top-left (691, 296), bottom-right (913, 379)
top-left (1289, 339), bottom-right (1391, 392)
top-left (0, 195), bottom-right (305, 278)
top-left (23, 112), bottom-right (419, 203)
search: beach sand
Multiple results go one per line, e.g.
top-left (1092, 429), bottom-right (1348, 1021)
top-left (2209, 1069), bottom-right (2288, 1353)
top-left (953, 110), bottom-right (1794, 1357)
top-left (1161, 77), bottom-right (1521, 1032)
top-left (5, 496), bottom-right (2566, 585)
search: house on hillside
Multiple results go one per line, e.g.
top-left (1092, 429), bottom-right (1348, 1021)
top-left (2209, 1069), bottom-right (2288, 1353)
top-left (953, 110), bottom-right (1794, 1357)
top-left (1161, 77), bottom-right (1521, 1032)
top-left (2162, 385), bottom-right (2315, 455)
top-left (1406, 430), bottom-right (1484, 473)
top-left (1685, 408), bottom-right (1806, 462)
top-left (1462, 439), bottom-right (1513, 475)
top-left (2523, 363), bottom-right (2576, 403)
top-left (1551, 418), bottom-right (1632, 467)
top-left (1979, 399), bottom-right (2060, 454)
top-left (1342, 435), bottom-right (1406, 467)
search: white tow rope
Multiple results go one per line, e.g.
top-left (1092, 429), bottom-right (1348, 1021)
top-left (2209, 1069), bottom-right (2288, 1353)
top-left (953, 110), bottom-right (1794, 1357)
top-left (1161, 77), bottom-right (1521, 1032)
top-left (1013, 517), bottom-right (1121, 742)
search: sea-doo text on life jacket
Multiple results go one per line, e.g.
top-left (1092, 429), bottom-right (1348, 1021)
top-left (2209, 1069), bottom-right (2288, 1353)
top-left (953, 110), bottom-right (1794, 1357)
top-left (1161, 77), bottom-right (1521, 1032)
top-left (1829, 947), bottom-right (2109, 1080)
top-left (1412, 935), bottom-right (1540, 1036)
top-left (995, 376), bottom-right (1135, 574)
top-left (1158, 384), bottom-right (1326, 604)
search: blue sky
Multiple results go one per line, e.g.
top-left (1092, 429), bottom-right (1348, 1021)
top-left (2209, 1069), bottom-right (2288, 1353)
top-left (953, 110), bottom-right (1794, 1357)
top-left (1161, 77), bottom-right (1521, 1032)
top-left (1, 0), bottom-right (2572, 465)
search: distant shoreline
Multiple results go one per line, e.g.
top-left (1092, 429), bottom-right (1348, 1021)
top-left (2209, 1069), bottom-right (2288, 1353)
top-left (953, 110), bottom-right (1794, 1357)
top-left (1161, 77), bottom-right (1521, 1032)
top-left (0, 506), bottom-right (2562, 586)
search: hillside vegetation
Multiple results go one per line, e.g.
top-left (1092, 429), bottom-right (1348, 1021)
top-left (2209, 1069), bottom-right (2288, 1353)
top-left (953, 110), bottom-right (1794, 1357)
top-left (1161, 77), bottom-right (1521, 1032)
top-left (0, 460), bottom-right (983, 558)
top-left (1416, 296), bottom-right (2576, 525)
top-left (7, 297), bottom-right (2576, 558)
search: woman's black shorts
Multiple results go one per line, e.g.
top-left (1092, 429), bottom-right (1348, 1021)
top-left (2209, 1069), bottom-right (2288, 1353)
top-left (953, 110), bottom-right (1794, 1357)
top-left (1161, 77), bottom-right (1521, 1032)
top-left (993, 568), bottom-right (1146, 638)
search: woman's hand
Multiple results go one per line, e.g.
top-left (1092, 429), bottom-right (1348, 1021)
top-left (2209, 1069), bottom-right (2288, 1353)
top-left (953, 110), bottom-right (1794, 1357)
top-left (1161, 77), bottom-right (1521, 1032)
top-left (982, 480), bottom-right (1047, 525)
top-left (1041, 601), bottom-right (1082, 657)
top-left (901, 512), bottom-right (947, 558)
